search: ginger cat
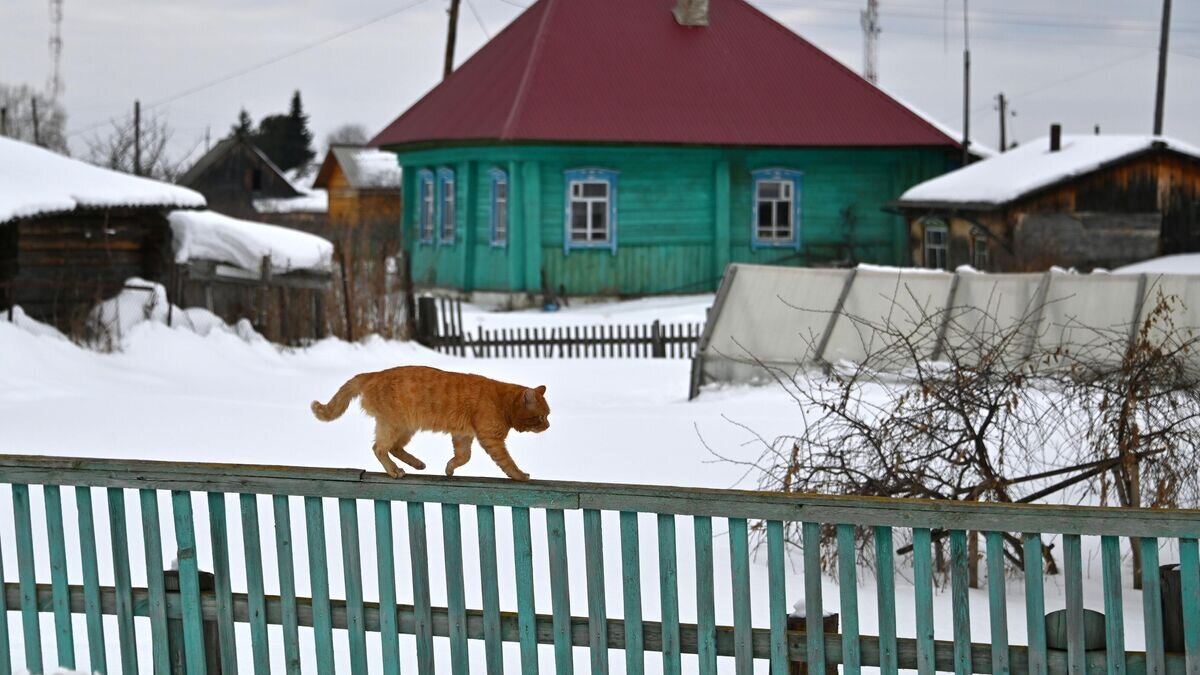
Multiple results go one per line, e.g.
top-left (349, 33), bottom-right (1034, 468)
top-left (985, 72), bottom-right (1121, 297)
top-left (311, 366), bottom-right (549, 481)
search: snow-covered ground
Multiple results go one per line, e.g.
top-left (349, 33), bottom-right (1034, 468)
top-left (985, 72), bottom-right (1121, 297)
top-left (0, 294), bottom-right (1165, 674)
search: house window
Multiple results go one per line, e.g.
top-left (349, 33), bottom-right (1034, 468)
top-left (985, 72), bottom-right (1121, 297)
top-left (564, 168), bottom-right (618, 254)
top-left (417, 170), bottom-right (434, 242)
top-left (251, 168), bottom-right (263, 192)
top-left (490, 168), bottom-right (508, 247)
top-left (751, 169), bottom-right (802, 249)
top-left (923, 220), bottom-right (949, 270)
top-left (972, 234), bottom-right (990, 271)
top-left (438, 168), bottom-right (456, 244)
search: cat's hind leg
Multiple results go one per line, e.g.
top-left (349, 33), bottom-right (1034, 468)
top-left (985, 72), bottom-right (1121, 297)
top-left (372, 423), bottom-right (406, 478)
top-left (478, 435), bottom-right (530, 481)
top-left (445, 434), bottom-right (474, 476)
top-left (387, 427), bottom-right (426, 470)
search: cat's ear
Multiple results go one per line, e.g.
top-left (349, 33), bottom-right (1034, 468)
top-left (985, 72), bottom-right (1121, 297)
top-left (535, 385), bottom-right (546, 395)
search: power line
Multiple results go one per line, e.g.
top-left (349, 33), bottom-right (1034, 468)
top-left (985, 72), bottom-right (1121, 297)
top-left (969, 49), bottom-right (1154, 113)
top-left (464, 0), bottom-right (493, 40)
top-left (66, 0), bottom-right (436, 139)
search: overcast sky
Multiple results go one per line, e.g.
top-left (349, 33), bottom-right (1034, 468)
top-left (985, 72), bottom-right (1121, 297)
top-left (2, 0), bottom-right (1198, 166)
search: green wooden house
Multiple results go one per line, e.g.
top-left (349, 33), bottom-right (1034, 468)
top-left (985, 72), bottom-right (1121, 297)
top-left (372, 0), bottom-right (963, 300)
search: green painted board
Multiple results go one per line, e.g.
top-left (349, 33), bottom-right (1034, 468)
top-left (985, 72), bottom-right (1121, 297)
top-left (476, 504), bottom-right (503, 675)
top-left (657, 513), bottom-right (681, 675)
top-left (768, 521), bottom-right (788, 675)
top-left (620, 511), bottom-right (645, 675)
top-left (805, 521), bottom-right (827, 675)
top-left (547, 508), bottom-right (575, 675)
top-left (206, 492), bottom-right (239, 675)
top-left (11, 484), bottom-right (41, 675)
top-left (1024, 533), bottom-right (1047, 675)
top-left (43, 485), bottom-right (75, 669)
top-left (729, 517), bottom-right (753, 675)
top-left (138, 489), bottom-right (169, 675)
top-left (76, 486), bottom-right (108, 675)
top-left (239, 494), bottom-right (271, 675)
top-left (1140, 539), bottom-right (1164, 675)
top-left (106, 487), bottom-right (137, 675)
top-left (987, 531), bottom-right (1011, 675)
top-left (374, 500), bottom-right (401, 675)
top-left (838, 524), bottom-right (862, 675)
top-left (0, 520), bottom-right (9, 675)
top-left (1101, 535), bottom-right (1126, 675)
top-left (407, 501), bottom-right (435, 675)
top-left (875, 526), bottom-right (898, 675)
top-left (583, 509), bottom-right (609, 675)
top-left (512, 506), bottom-right (539, 675)
top-left (171, 490), bottom-right (207, 675)
top-left (272, 495), bottom-right (302, 675)
top-left (441, 503), bottom-right (470, 675)
top-left (305, 496), bottom-right (335, 675)
top-left (950, 530), bottom-right (971, 675)
top-left (1063, 534), bottom-right (1085, 675)
top-left (339, 498), bottom-right (369, 675)
top-left (1179, 538), bottom-right (1200, 675)
top-left (913, 527), bottom-right (934, 675)
top-left (693, 515), bottom-right (716, 675)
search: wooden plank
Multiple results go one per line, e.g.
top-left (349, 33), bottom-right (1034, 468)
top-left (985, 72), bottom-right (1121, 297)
top-left (658, 513), bottom-right (682, 675)
top-left (769, 521), bottom-right (789, 675)
top-left (694, 515), bottom-right (716, 675)
top-left (107, 487), bottom-right (138, 675)
top-left (805, 521), bottom-right (827, 675)
top-left (875, 526), bottom-right (898, 675)
top-left (1141, 539), bottom-right (1165, 675)
top-left (138, 489), bottom-right (170, 675)
top-left (839, 524), bottom-right (862, 675)
top-left (512, 506), bottom-right (539, 674)
top-left (442, 503), bottom-right (470, 675)
top-left (1024, 533), bottom-right (1047, 675)
top-left (76, 486), bottom-right (107, 674)
top-left (207, 492), bottom-right (239, 675)
top-left (913, 527), bottom-right (935, 675)
top-left (0, 521), bottom-right (9, 675)
top-left (12, 484), bottom-right (43, 675)
top-left (407, 501), bottom-right (435, 675)
top-left (239, 494), bottom-right (271, 675)
top-left (374, 501), bottom-right (401, 675)
top-left (340, 498), bottom-right (369, 675)
top-left (305, 496), bottom-right (336, 675)
top-left (584, 509), bottom-right (610, 675)
top-left (272, 495), bottom-right (302, 675)
top-left (987, 531), bottom-right (1012, 675)
top-left (172, 490), bottom-right (207, 675)
top-left (1180, 538), bottom-right (1200, 675)
top-left (1101, 536), bottom-right (1127, 675)
top-left (476, 504), bottom-right (504, 675)
top-left (729, 517), bottom-right (753, 675)
top-left (547, 508), bottom-right (575, 675)
top-left (951, 530), bottom-right (972, 675)
top-left (43, 485), bottom-right (76, 669)
top-left (621, 511), bottom-right (645, 675)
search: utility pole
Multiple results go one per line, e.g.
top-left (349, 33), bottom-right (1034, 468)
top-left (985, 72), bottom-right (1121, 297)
top-left (994, 92), bottom-right (1012, 152)
top-left (1153, 0), bottom-right (1172, 135)
top-left (0, 107), bottom-right (7, 136)
top-left (443, 0), bottom-right (462, 81)
top-left (134, 100), bottom-right (142, 176)
top-left (860, 0), bottom-right (881, 85)
top-left (31, 97), bottom-right (41, 146)
top-left (961, 0), bottom-right (971, 165)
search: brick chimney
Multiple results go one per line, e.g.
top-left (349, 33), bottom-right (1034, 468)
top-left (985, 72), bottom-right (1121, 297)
top-left (674, 0), bottom-right (709, 26)
top-left (1049, 123), bottom-right (1062, 152)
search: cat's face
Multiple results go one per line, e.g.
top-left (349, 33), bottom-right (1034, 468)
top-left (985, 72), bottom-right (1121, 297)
top-left (514, 385), bottom-right (550, 432)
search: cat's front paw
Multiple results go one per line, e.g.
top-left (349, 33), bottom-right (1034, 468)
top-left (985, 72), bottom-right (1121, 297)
top-left (507, 470), bottom-right (530, 481)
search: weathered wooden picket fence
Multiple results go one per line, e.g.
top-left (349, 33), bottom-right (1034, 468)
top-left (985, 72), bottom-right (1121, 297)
top-left (2, 454), bottom-right (1198, 675)
top-left (415, 296), bottom-right (701, 359)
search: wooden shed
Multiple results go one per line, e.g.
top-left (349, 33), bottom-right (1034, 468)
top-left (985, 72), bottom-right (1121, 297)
top-left (312, 145), bottom-right (402, 250)
top-left (370, 0), bottom-right (964, 303)
top-left (895, 129), bottom-right (1200, 272)
top-left (0, 136), bottom-right (205, 330)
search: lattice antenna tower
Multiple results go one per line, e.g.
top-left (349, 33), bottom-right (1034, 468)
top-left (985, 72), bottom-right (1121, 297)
top-left (47, 0), bottom-right (64, 98)
top-left (860, 0), bottom-right (881, 85)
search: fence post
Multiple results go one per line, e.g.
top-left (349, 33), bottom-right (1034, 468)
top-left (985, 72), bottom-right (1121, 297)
top-left (651, 320), bottom-right (666, 358)
top-left (416, 296), bottom-right (439, 347)
top-left (165, 569), bottom-right (222, 675)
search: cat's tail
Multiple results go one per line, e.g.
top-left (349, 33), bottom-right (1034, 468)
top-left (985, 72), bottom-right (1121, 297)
top-left (311, 373), bottom-right (370, 422)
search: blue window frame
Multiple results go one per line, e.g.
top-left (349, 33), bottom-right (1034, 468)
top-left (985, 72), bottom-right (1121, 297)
top-left (489, 168), bottom-right (508, 247)
top-left (417, 170), bottom-right (434, 243)
top-left (437, 167), bottom-right (456, 245)
top-left (751, 168), bottom-right (802, 250)
top-left (563, 168), bottom-right (618, 255)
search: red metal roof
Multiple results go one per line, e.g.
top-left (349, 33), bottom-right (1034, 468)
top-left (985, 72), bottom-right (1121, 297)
top-left (371, 0), bottom-right (961, 149)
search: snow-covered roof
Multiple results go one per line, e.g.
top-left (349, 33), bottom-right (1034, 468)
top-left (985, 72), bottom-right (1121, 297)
top-left (253, 190), bottom-right (328, 214)
top-left (899, 135), bottom-right (1200, 208)
top-left (0, 136), bottom-right (206, 225)
top-left (1113, 253), bottom-right (1200, 275)
top-left (314, 145), bottom-right (402, 191)
top-left (168, 209), bottom-right (333, 274)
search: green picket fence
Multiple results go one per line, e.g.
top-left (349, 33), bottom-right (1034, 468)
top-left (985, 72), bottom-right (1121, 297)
top-left (1, 454), bottom-right (1199, 675)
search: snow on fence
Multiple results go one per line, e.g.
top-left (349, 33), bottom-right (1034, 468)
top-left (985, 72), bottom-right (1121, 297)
top-left (417, 296), bottom-right (701, 359)
top-left (690, 264), bottom-right (1200, 397)
top-left (2, 454), bottom-right (1197, 675)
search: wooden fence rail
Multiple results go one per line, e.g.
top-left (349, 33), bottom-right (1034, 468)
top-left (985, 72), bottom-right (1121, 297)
top-left (1, 454), bottom-right (1198, 675)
